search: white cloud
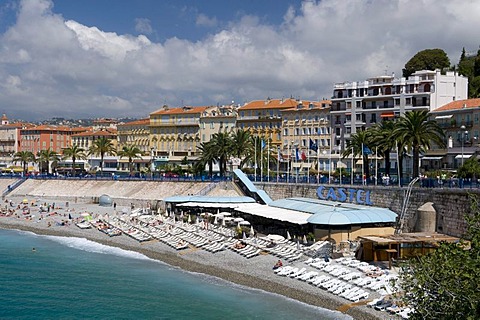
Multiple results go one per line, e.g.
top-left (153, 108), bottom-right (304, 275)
top-left (134, 18), bottom-right (153, 35)
top-left (0, 0), bottom-right (480, 121)
top-left (196, 13), bottom-right (218, 28)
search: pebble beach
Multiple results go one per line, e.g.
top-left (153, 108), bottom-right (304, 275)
top-left (0, 194), bottom-right (389, 320)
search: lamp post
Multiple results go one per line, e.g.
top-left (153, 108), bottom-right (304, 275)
top-left (461, 125), bottom-right (468, 166)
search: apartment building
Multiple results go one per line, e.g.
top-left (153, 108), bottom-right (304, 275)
top-left (330, 70), bottom-right (468, 151)
top-left (117, 118), bottom-right (150, 154)
top-left (428, 98), bottom-right (480, 170)
top-left (237, 98), bottom-right (299, 148)
top-left (0, 114), bottom-right (24, 163)
top-left (199, 105), bottom-right (238, 144)
top-left (149, 106), bottom-right (206, 164)
top-left (280, 100), bottom-right (332, 173)
top-left (20, 125), bottom-right (86, 154)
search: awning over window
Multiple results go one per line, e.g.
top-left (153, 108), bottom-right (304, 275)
top-left (380, 112), bottom-right (395, 118)
top-left (455, 154), bottom-right (473, 159)
top-left (434, 114), bottom-right (453, 119)
top-left (421, 156), bottom-right (443, 160)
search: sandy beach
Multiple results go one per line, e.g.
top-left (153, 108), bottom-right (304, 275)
top-left (0, 195), bottom-right (390, 320)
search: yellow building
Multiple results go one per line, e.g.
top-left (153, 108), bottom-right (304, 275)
top-left (71, 128), bottom-right (117, 151)
top-left (149, 106), bottom-right (207, 163)
top-left (237, 98), bottom-right (298, 147)
top-left (117, 118), bottom-right (150, 154)
top-left (280, 100), bottom-right (333, 177)
top-left (199, 105), bottom-right (238, 144)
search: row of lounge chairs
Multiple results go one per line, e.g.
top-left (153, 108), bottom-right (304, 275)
top-left (368, 298), bottom-right (414, 319)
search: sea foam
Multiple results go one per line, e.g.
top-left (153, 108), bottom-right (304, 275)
top-left (44, 235), bottom-right (156, 262)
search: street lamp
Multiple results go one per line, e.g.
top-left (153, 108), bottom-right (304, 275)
top-left (460, 125), bottom-right (468, 166)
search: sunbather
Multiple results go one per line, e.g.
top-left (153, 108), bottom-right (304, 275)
top-left (273, 260), bottom-right (283, 270)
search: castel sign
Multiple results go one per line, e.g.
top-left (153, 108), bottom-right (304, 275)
top-left (316, 186), bottom-right (373, 206)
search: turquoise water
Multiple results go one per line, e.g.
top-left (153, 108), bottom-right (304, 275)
top-left (0, 229), bottom-right (350, 320)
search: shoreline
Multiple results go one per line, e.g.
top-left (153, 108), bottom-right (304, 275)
top-left (0, 195), bottom-right (389, 320)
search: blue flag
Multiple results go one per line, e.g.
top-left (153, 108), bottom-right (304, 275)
top-left (363, 145), bottom-right (372, 155)
top-left (309, 139), bottom-right (318, 152)
top-left (295, 148), bottom-right (300, 161)
top-left (261, 139), bottom-right (266, 149)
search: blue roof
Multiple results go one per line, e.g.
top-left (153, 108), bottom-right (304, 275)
top-left (270, 197), bottom-right (397, 226)
top-left (164, 195), bottom-right (256, 203)
top-left (233, 169), bottom-right (273, 205)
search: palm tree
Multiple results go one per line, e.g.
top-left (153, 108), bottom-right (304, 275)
top-left (13, 151), bottom-right (35, 175)
top-left (369, 120), bottom-right (397, 177)
top-left (197, 141), bottom-right (216, 177)
top-left (117, 145), bottom-right (143, 176)
top-left (394, 110), bottom-right (446, 179)
top-left (230, 129), bottom-right (252, 168)
top-left (210, 132), bottom-right (232, 177)
top-left (62, 145), bottom-right (87, 177)
top-left (88, 137), bottom-right (116, 174)
top-left (37, 149), bottom-right (60, 174)
top-left (342, 130), bottom-right (374, 182)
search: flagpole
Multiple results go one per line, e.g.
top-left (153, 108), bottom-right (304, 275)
top-left (267, 138), bottom-right (270, 182)
top-left (254, 137), bottom-right (257, 182)
top-left (375, 146), bottom-right (378, 186)
top-left (287, 141), bottom-right (290, 183)
top-left (317, 145), bottom-right (320, 184)
top-left (328, 141), bottom-right (332, 184)
top-left (361, 143), bottom-right (365, 185)
top-left (351, 146), bottom-right (354, 185)
top-left (261, 138), bottom-right (263, 183)
top-left (397, 142), bottom-right (401, 187)
top-left (277, 147), bottom-right (280, 183)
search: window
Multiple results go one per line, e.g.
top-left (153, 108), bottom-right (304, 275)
top-left (284, 128), bottom-right (289, 136)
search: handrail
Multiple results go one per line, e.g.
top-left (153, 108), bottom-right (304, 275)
top-left (396, 177), bottom-right (419, 234)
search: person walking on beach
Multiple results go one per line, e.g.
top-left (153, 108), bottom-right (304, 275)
top-left (113, 202), bottom-right (117, 210)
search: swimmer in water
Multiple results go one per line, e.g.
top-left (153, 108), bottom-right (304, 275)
top-left (32, 248), bottom-right (36, 252)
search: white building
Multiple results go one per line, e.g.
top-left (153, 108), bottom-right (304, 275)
top-left (330, 70), bottom-right (468, 151)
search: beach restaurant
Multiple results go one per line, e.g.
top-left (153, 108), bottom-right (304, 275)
top-left (165, 193), bottom-right (398, 244)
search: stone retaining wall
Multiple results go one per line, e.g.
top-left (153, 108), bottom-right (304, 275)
top-left (256, 183), bottom-right (479, 238)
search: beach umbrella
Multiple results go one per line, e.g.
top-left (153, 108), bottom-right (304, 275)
top-left (80, 212), bottom-right (90, 217)
top-left (187, 214), bottom-right (191, 224)
top-left (297, 241), bottom-right (301, 251)
top-left (286, 231), bottom-right (291, 240)
top-left (253, 237), bottom-right (257, 245)
top-left (213, 215), bottom-right (218, 225)
top-left (239, 221), bottom-right (250, 226)
top-left (249, 225), bottom-right (254, 236)
top-left (219, 212), bottom-right (231, 216)
top-left (267, 234), bottom-right (285, 242)
top-left (180, 211), bottom-right (184, 219)
top-left (303, 235), bottom-right (308, 244)
top-left (233, 217), bottom-right (244, 223)
top-left (22, 198), bottom-right (28, 204)
top-left (222, 217), bottom-right (226, 227)
top-left (242, 232), bottom-right (246, 240)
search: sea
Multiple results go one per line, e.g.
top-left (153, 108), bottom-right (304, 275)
top-left (0, 228), bottom-right (351, 320)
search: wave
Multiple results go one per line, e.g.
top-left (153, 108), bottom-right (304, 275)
top-left (44, 234), bottom-right (164, 263)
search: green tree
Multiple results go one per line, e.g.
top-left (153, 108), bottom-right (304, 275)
top-left (37, 149), bottom-right (60, 174)
top-left (342, 130), bottom-right (373, 180)
top-left (393, 110), bottom-right (446, 179)
top-left (399, 194), bottom-right (480, 319)
top-left (197, 141), bottom-right (216, 177)
top-left (474, 49), bottom-right (480, 77)
top-left (230, 129), bottom-right (253, 168)
top-left (117, 145), bottom-right (142, 176)
top-left (88, 137), bottom-right (116, 174)
top-left (210, 132), bottom-right (232, 177)
top-left (13, 151), bottom-right (35, 175)
top-left (369, 120), bottom-right (397, 177)
top-left (458, 157), bottom-right (480, 179)
top-left (62, 145), bottom-right (87, 177)
top-left (403, 48), bottom-right (450, 77)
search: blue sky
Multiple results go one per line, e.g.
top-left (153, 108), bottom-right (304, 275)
top-left (0, 0), bottom-right (479, 121)
top-left (51, 0), bottom-right (295, 42)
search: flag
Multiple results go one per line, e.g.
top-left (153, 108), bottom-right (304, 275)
top-left (295, 148), bottom-right (300, 161)
top-left (363, 145), bottom-right (372, 155)
top-left (261, 139), bottom-right (266, 149)
top-left (309, 139), bottom-right (318, 152)
top-left (301, 151), bottom-right (307, 161)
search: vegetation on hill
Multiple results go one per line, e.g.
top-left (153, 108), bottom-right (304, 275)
top-left (458, 47), bottom-right (480, 98)
top-left (398, 194), bottom-right (480, 319)
top-left (402, 49), bottom-right (450, 77)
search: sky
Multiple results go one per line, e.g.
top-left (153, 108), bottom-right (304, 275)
top-left (0, 0), bottom-right (479, 121)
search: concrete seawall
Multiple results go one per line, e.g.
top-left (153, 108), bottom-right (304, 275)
top-left (257, 182), bottom-right (477, 238)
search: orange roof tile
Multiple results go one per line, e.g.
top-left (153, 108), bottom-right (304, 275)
top-left (118, 118), bottom-right (150, 127)
top-left (238, 98), bottom-right (307, 111)
top-left (281, 100), bottom-right (331, 112)
top-left (150, 106), bottom-right (208, 115)
top-left (433, 98), bottom-right (480, 112)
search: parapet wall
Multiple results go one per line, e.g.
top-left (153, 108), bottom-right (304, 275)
top-left (256, 183), bottom-right (478, 238)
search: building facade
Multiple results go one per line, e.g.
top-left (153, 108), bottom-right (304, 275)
top-left (428, 98), bottom-right (480, 170)
top-left (20, 125), bottom-right (86, 154)
top-left (0, 114), bottom-right (23, 163)
top-left (117, 118), bottom-right (150, 154)
top-left (330, 70), bottom-right (468, 152)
